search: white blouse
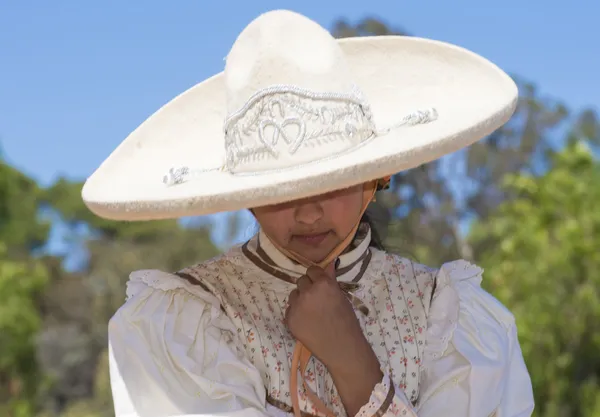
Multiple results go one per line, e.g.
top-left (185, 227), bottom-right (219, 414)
top-left (108, 228), bottom-right (534, 417)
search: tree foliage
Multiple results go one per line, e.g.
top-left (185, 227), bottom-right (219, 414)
top-left (471, 142), bottom-right (600, 417)
top-left (0, 243), bottom-right (48, 417)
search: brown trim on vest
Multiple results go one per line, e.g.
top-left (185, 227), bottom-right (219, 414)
top-left (430, 276), bottom-right (438, 305)
top-left (351, 249), bottom-right (372, 282)
top-left (242, 241), bottom-right (370, 316)
top-left (373, 381), bottom-right (396, 417)
top-left (242, 241), bottom-right (372, 285)
top-left (172, 271), bottom-right (227, 314)
top-left (266, 395), bottom-right (322, 417)
top-left (242, 243), bottom-right (297, 284)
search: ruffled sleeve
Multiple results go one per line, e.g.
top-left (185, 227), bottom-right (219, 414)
top-left (108, 269), bottom-right (274, 417)
top-left (354, 260), bottom-right (535, 417)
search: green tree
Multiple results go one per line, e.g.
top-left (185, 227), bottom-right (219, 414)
top-left (0, 243), bottom-right (49, 417)
top-left (0, 160), bottom-right (51, 253)
top-left (470, 141), bottom-right (600, 417)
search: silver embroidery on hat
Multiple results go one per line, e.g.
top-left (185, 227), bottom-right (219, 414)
top-left (223, 85), bottom-right (375, 171)
top-left (162, 85), bottom-right (438, 187)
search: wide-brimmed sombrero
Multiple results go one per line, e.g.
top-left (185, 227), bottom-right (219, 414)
top-left (82, 9), bottom-right (517, 221)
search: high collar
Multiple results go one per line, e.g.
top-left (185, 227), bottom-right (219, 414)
top-left (242, 223), bottom-right (373, 284)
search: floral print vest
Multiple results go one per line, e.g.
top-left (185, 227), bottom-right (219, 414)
top-left (177, 225), bottom-right (435, 417)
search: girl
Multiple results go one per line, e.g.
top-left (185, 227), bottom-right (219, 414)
top-left (83, 9), bottom-right (534, 417)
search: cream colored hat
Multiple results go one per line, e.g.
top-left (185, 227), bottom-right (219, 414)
top-left (82, 9), bottom-right (517, 221)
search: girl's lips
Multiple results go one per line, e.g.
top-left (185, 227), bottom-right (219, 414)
top-left (292, 232), bottom-right (330, 246)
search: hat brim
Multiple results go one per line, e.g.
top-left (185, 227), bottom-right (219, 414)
top-left (82, 36), bottom-right (517, 221)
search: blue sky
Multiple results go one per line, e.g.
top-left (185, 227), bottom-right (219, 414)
top-left (1, 0), bottom-right (598, 246)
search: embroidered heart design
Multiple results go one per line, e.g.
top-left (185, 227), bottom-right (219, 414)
top-left (280, 118), bottom-right (306, 153)
top-left (258, 117), bottom-right (307, 155)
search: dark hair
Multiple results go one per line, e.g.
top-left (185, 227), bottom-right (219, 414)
top-left (362, 207), bottom-right (420, 263)
top-left (361, 212), bottom-right (386, 251)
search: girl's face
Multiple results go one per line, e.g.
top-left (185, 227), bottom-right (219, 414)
top-left (252, 184), bottom-right (365, 264)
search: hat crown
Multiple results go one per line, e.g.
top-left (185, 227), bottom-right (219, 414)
top-left (224, 10), bottom-right (357, 114)
top-left (220, 10), bottom-right (376, 174)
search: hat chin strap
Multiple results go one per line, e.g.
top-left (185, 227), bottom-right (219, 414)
top-left (263, 181), bottom-right (378, 417)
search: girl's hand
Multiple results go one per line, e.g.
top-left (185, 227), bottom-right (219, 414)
top-left (285, 265), bottom-right (383, 415)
